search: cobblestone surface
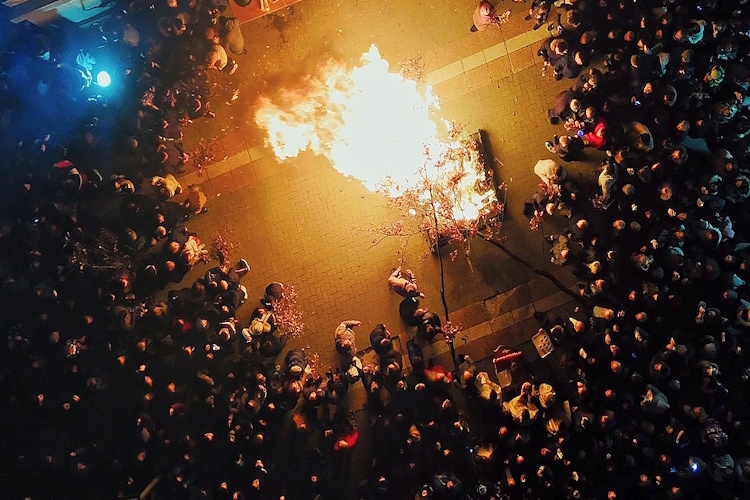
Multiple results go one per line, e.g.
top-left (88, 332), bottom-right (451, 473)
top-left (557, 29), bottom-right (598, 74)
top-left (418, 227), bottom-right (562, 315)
top-left (151, 0), bottom-right (616, 491)
top-left (171, 0), bottom-right (601, 373)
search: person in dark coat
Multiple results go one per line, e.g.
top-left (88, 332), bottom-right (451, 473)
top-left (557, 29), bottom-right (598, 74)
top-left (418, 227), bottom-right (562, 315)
top-left (261, 282), bottom-right (284, 307)
top-left (381, 349), bottom-right (403, 383)
top-left (325, 368), bottom-right (349, 406)
top-left (257, 332), bottom-right (287, 359)
top-left (547, 88), bottom-right (582, 124)
top-left (406, 336), bottom-right (426, 372)
top-left (414, 308), bottom-right (443, 342)
top-left (538, 36), bottom-right (569, 79)
top-left (285, 348), bottom-right (307, 378)
top-left (204, 262), bottom-right (246, 298)
top-left (545, 134), bottom-right (585, 162)
top-left (168, 279), bottom-right (207, 314)
top-left (369, 324), bottom-right (393, 356)
top-left (214, 285), bottom-right (246, 320)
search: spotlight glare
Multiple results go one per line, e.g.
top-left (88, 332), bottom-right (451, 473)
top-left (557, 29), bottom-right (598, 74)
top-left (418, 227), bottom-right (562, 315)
top-left (96, 71), bottom-right (111, 87)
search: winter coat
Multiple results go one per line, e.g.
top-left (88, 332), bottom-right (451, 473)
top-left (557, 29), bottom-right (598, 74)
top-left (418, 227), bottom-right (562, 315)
top-left (220, 16), bottom-right (246, 55)
top-left (640, 384), bottom-right (670, 414)
top-left (185, 185), bottom-right (207, 215)
top-left (369, 324), bottom-right (392, 356)
top-left (285, 348), bottom-right (307, 376)
top-left (335, 320), bottom-right (359, 356)
top-left (207, 44), bottom-right (228, 70)
top-left (472, 1), bottom-right (495, 32)
top-left (534, 159), bottom-right (566, 186)
top-left (417, 310), bottom-right (442, 341)
top-left (406, 337), bottom-right (425, 369)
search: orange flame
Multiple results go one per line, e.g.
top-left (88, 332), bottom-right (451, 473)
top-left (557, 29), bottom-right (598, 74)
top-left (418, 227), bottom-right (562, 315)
top-left (254, 45), bottom-right (495, 221)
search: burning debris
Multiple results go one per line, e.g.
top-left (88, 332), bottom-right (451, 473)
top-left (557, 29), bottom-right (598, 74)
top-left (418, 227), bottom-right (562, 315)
top-left (254, 44), bottom-right (503, 236)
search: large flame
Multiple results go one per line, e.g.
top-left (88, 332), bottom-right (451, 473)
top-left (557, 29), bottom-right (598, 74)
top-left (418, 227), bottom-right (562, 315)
top-left (254, 45), bottom-right (495, 221)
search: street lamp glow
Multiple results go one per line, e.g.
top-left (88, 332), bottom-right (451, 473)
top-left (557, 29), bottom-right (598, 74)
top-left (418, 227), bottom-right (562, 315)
top-left (96, 71), bottom-right (111, 87)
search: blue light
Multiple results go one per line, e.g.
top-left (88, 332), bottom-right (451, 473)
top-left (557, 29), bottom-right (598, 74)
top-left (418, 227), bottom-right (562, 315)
top-left (691, 462), bottom-right (699, 472)
top-left (96, 71), bottom-right (111, 88)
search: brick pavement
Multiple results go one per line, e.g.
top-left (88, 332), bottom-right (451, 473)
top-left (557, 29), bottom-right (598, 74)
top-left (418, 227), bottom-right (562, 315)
top-left (168, 0), bottom-right (600, 372)
top-left (153, 1), bottom-right (614, 492)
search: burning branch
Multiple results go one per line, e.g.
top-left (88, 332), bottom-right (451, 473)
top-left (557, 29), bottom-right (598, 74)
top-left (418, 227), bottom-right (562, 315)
top-left (306, 351), bottom-right (320, 379)
top-left (189, 137), bottom-right (218, 177)
top-left (273, 284), bottom-right (305, 339)
top-left (207, 223), bottom-right (236, 265)
top-left (372, 123), bottom-right (504, 259)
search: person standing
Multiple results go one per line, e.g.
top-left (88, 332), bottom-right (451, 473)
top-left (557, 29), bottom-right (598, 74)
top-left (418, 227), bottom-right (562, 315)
top-left (470, 1), bottom-right (496, 32)
top-left (369, 324), bottom-right (393, 356)
top-left (334, 320), bottom-right (361, 357)
top-left (183, 184), bottom-right (208, 216)
top-left (388, 266), bottom-right (425, 300)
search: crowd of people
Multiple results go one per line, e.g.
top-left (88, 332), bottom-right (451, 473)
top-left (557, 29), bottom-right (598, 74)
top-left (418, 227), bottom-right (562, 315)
top-left (0, 0), bottom-right (265, 498)
top-left (1, 0), bottom-right (750, 499)
top-left (520, 0), bottom-right (750, 498)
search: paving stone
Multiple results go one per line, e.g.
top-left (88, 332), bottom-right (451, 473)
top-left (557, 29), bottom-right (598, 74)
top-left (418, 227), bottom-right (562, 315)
top-left (500, 284), bottom-right (533, 314)
top-left (466, 64), bottom-right (493, 92)
top-left (155, 2), bottom-right (622, 486)
top-left (509, 46), bottom-right (538, 74)
top-left (489, 311), bottom-right (514, 333)
top-left (487, 55), bottom-right (512, 81)
top-left (533, 294), bottom-right (558, 315)
top-left (450, 301), bottom-right (491, 329)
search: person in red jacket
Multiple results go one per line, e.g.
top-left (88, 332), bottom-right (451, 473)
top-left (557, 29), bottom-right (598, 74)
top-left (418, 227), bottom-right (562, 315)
top-left (583, 119), bottom-right (610, 150)
top-left (332, 409), bottom-right (359, 451)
